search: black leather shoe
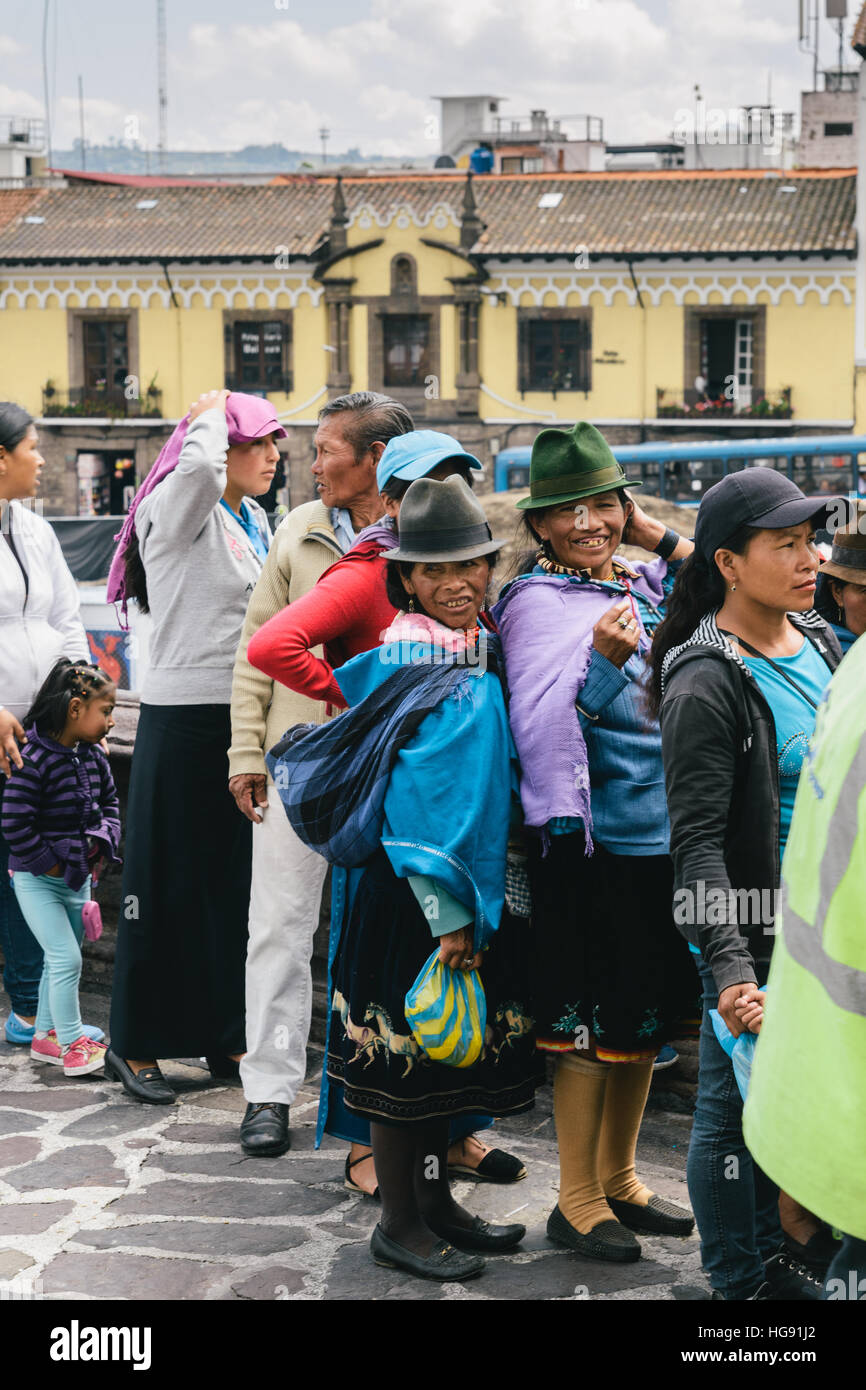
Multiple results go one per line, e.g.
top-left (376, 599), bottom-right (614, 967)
top-left (240, 1102), bottom-right (290, 1157)
top-left (547, 1205), bottom-right (641, 1263)
top-left (103, 1050), bottom-right (175, 1105)
top-left (370, 1224), bottom-right (484, 1281)
top-left (447, 1145), bottom-right (527, 1183)
top-left (206, 1054), bottom-right (241, 1080)
top-left (607, 1194), bottom-right (695, 1237)
top-left (429, 1214), bottom-right (525, 1252)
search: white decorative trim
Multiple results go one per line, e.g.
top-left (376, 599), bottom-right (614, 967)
top-left (483, 416), bottom-right (644, 425)
top-left (478, 381), bottom-right (557, 419)
top-left (276, 385), bottom-right (328, 419)
top-left (484, 257), bottom-right (855, 308)
top-left (0, 262), bottom-right (323, 311)
top-left (37, 417), bottom-right (178, 428)
top-left (348, 201), bottom-right (460, 232)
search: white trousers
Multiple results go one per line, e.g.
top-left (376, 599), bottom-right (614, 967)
top-left (239, 785), bottom-right (329, 1106)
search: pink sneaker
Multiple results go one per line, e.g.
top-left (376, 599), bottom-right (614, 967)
top-left (62, 1036), bottom-right (107, 1078)
top-left (30, 1033), bottom-right (64, 1066)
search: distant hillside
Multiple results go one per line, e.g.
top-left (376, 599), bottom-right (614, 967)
top-left (54, 141), bottom-right (382, 174)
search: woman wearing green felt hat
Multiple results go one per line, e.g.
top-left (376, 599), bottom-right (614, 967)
top-left (493, 421), bottom-right (698, 1262)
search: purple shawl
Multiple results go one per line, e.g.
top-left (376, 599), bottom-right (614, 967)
top-left (492, 557), bottom-right (667, 849)
top-left (106, 393), bottom-right (287, 613)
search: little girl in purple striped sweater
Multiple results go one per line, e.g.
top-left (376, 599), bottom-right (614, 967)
top-left (1, 659), bottom-right (120, 1078)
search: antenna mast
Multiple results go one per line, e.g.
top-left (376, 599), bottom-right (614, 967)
top-left (157, 0), bottom-right (167, 172)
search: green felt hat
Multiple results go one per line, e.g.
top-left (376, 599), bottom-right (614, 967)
top-left (516, 421), bottom-right (641, 511)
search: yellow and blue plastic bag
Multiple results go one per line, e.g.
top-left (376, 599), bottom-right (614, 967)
top-left (405, 950), bottom-right (486, 1068)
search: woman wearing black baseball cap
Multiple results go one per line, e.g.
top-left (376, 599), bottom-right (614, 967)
top-left (647, 468), bottom-right (843, 1301)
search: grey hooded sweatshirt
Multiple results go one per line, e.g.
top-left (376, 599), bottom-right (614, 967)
top-left (136, 407), bottom-right (270, 705)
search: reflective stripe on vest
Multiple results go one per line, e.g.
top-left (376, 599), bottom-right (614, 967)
top-left (783, 699), bottom-right (866, 1018)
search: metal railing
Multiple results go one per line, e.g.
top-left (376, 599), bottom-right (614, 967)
top-left (0, 116), bottom-right (46, 145)
top-left (494, 434), bottom-right (866, 502)
top-left (42, 386), bottom-right (163, 419)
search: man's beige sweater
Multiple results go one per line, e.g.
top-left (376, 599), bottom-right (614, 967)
top-left (228, 499), bottom-right (342, 779)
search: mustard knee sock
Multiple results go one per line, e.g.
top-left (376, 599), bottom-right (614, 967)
top-left (598, 1059), bottom-right (654, 1206)
top-left (552, 1050), bottom-right (613, 1234)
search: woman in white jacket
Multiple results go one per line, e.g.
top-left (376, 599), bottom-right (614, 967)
top-left (0, 401), bottom-right (102, 1046)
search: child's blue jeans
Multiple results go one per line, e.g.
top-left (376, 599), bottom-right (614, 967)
top-left (10, 872), bottom-right (90, 1046)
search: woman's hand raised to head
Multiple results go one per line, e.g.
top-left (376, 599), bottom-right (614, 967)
top-left (621, 496), bottom-right (664, 552)
top-left (188, 390), bottom-right (229, 423)
top-left (592, 598), bottom-right (641, 669)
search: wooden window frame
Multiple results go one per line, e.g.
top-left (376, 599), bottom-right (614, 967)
top-left (517, 307), bottom-right (592, 396)
top-left (68, 308), bottom-right (139, 404)
top-left (223, 309), bottom-right (293, 395)
top-left (382, 313), bottom-right (433, 389)
top-left (683, 305), bottom-right (765, 406)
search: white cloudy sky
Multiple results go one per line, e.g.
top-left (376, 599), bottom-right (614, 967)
top-left (0, 0), bottom-right (860, 156)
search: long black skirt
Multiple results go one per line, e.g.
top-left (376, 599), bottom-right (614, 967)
top-left (326, 849), bottom-right (543, 1125)
top-left (527, 831), bottom-right (699, 1057)
top-left (109, 703), bottom-right (251, 1058)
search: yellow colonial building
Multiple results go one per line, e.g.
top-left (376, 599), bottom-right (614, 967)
top-left (0, 165), bottom-right (857, 515)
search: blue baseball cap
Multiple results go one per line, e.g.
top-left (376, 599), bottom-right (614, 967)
top-left (376, 429), bottom-right (482, 493)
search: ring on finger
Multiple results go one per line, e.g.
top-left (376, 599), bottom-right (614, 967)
top-left (616, 616), bottom-right (630, 629)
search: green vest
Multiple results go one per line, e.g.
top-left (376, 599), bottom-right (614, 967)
top-left (744, 635), bottom-right (866, 1239)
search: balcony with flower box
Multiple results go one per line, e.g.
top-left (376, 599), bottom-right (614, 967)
top-left (656, 386), bottom-right (792, 423)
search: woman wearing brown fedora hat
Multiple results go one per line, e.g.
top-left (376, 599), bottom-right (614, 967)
top-left (493, 422), bottom-right (698, 1264)
top-left (814, 499), bottom-right (866, 654)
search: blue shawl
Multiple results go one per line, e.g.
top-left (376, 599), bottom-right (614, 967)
top-left (267, 626), bottom-right (515, 951)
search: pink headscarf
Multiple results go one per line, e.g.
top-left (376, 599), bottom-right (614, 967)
top-left (107, 393), bottom-right (287, 618)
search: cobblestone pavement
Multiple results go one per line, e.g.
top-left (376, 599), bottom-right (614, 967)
top-left (0, 990), bottom-right (712, 1302)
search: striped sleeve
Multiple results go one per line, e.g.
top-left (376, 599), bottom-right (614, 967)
top-left (91, 750), bottom-right (122, 858)
top-left (1, 760), bottom-right (57, 875)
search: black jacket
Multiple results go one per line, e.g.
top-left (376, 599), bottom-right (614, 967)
top-left (659, 610), bottom-right (841, 993)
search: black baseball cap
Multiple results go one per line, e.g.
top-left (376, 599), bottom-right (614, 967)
top-left (694, 468), bottom-right (838, 565)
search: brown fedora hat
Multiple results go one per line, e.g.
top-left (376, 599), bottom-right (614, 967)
top-left (821, 499), bottom-right (866, 586)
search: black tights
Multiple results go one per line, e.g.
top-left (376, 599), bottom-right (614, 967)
top-left (370, 1117), bottom-right (474, 1256)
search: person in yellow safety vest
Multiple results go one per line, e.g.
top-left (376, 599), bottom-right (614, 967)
top-left (744, 633), bottom-right (866, 1301)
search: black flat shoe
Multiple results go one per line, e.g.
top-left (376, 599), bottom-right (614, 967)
top-left (370, 1224), bottom-right (485, 1282)
top-left (546, 1205), bottom-right (641, 1263)
top-left (447, 1145), bottom-right (527, 1183)
top-left (429, 1214), bottom-right (526, 1252)
top-left (607, 1194), bottom-right (695, 1237)
top-left (239, 1102), bottom-right (290, 1157)
top-left (103, 1050), bottom-right (175, 1105)
top-left (206, 1054), bottom-right (241, 1080)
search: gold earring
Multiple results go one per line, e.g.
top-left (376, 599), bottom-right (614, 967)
top-left (408, 596), bottom-right (416, 612)
top-left (730, 584), bottom-right (736, 592)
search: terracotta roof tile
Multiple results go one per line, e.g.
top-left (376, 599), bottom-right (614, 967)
top-left (0, 186), bottom-right (49, 234)
top-left (0, 169), bottom-right (855, 263)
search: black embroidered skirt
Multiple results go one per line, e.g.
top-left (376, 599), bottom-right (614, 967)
top-left (527, 831), bottom-right (700, 1057)
top-left (109, 703), bottom-right (251, 1059)
top-left (326, 849), bottom-right (543, 1125)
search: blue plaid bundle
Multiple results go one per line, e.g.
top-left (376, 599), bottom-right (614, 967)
top-left (265, 660), bottom-right (468, 866)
